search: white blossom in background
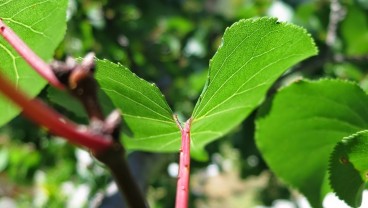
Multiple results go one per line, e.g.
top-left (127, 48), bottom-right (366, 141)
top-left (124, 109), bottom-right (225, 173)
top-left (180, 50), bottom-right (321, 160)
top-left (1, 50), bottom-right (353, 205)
top-left (256, 197), bottom-right (310, 208)
top-left (61, 182), bottom-right (75, 197)
top-left (296, 196), bottom-right (312, 208)
top-left (257, 191), bottom-right (368, 208)
top-left (62, 182), bottom-right (90, 208)
top-left (68, 184), bottom-right (90, 208)
top-left (267, 1), bottom-right (293, 22)
top-left (323, 193), bottom-right (351, 208)
top-left (246, 155), bottom-right (259, 168)
top-left (68, 37), bottom-right (83, 53)
top-left (66, 0), bottom-right (77, 21)
top-left (0, 197), bottom-right (16, 208)
top-left (33, 171), bottom-right (48, 208)
top-left (75, 149), bottom-right (93, 178)
top-left (167, 162), bottom-right (179, 178)
top-left (106, 182), bottom-right (118, 197)
top-left (272, 200), bottom-right (295, 208)
top-left (323, 191), bottom-right (368, 208)
top-left (184, 38), bottom-right (205, 58)
top-left (206, 164), bottom-right (220, 177)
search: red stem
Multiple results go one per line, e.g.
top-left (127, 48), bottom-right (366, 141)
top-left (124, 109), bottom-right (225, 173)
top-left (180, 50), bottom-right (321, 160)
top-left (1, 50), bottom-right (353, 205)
top-left (0, 72), bottom-right (112, 153)
top-left (175, 118), bottom-right (192, 208)
top-left (0, 19), bottom-right (64, 89)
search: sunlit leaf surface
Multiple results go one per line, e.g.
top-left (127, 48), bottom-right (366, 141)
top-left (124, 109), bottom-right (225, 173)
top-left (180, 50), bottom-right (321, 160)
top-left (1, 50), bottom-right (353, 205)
top-left (96, 60), bottom-right (181, 152)
top-left (0, 0), bottom-right (68, 126)
top-left (191, 17), bottom-right (317, 152)
top-left (256, 79), bottom-right (368, 207)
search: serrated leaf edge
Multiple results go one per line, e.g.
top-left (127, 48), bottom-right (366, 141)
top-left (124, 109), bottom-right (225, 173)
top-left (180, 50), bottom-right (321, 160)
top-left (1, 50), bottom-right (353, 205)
top-left (96, 58), bottom-right (175, 118)
top-left (327, 129), bottom-right (368, 207)
top-left (193, 17), bottom-right (318, 116)
top-left (255, 78), bottom-right (368, 207)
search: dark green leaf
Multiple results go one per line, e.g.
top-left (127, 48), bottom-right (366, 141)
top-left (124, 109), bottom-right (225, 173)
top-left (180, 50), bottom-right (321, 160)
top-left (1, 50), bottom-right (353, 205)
top-left (341, 5), bottom-right (368, 56)
top-left (329, 130), bottom-right (368, 207)
top-left (256, 79), bottom-right (368, 207)
top-left (47, 86), bottom-right (115, 120)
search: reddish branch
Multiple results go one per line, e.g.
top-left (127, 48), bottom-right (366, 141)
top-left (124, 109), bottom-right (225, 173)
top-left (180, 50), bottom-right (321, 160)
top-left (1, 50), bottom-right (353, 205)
top-left (0, 72), bottom-right (112, 152)
top-left (0, 19), bottom-right (64, 89)
top-left (0, 19), bottom-right (149, 207)
top-left (175, 117), bottom-right (192, 208)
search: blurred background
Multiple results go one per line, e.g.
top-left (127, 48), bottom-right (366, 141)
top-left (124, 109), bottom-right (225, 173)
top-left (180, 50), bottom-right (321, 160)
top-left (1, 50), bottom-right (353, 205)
top-left (1, 0), bottom-right (368, 207)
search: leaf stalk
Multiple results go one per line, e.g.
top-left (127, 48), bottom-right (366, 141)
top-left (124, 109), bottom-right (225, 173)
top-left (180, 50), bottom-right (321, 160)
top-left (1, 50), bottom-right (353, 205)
top-left (175, 118), bottom-right (192, 208)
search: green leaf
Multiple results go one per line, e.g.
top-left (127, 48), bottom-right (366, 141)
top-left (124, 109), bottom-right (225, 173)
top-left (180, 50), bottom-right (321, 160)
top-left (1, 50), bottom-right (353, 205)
top-left (0, 0), bottom-right (68, 126)
top-left (0, 148), bottom-right (9, 172)
top-left (95, 60), bottom-right (181, 152)
top-left (329, 130), bottom-right (368, 207)
top-left (191, 17), bottom-right (317, 151)
top-left (47, 87), bottom-right (87, 119)
top-left (256, 79), bottom-right (368, 207)
top-left (47, 86), bottom-right (115, 120)
top-left (341, 5), bottom-right (368, 56)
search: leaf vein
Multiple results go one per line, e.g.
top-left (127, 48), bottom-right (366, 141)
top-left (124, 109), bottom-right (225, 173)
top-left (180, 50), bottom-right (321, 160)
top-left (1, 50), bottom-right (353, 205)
top-left (0, 43), bottom-right (20, 89)
top-left (123, 113), bottom-right (175, 124)
top-left (105, 77), bottom-right (171, 115)
top-left (10, 0), bottom-right (51, 20)
top-left (2, 18), bottom-right (49, 39)
top-left (101, 88), bottom-right (172, 121)
top-left (129, 131), bottom-right (179, 141)
top-left (193, 30), bottom-right (288, 117)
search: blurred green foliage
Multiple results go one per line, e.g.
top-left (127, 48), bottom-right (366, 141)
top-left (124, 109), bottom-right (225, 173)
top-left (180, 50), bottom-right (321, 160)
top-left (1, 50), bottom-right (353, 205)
top-left (1, 0), bottom-right (368, 207)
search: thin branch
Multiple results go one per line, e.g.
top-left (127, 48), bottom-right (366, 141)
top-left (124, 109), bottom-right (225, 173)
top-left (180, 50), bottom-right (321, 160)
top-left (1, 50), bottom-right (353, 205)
top-left (0, 19), bottom-right (149, 207)
top-left (52, 55), bottom-right (149, 207)
top-left (0, 19), bottom-right (64, 89)
top-left (175, 118), bottom-right (192, 208)
top-left (94, 142), bottom-right (149, 208)
top-left (0, 72), bottom-right (112, 152)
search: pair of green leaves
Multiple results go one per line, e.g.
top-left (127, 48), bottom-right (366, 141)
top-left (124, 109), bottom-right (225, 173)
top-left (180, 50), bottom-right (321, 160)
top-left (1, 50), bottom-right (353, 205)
top-left (256, 79), bottom-right (368, 207)
top-left (96, 17), bottom-right (368, 208)
top-left (7, 1), bottom-right (360, 207)
top-left (0, 1), bottom-right (317, 155)
top-left (0, 1), bottom-right (317, 157)
top-left (94, 17), bottom-right (317, 158)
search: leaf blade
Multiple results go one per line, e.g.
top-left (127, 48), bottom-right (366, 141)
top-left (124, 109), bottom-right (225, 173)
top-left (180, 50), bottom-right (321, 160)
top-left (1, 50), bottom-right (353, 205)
top-left (329, 130), bottom-right (368, 207)
top-left (191, 17), bottom-right (317, 149)
top-left (256, 79), bottom-right (368, 207)
top-left (95, 60), bottom-right (181, 152)
top-left (0, 0), bottom-right (68, 126)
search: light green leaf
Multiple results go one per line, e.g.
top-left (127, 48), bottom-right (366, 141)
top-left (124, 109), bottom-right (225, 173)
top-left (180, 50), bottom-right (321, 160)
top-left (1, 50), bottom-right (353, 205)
top-left (256, 79), bottom-right (368, 207)
top-left (191, 17), bottom-right (317, 151)
top-left (95, 60), bottom-right (181, 152)
top-left (0, 0), bottom-right (68, 126)
top-left (329, 130), bottom-right (368, 207)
